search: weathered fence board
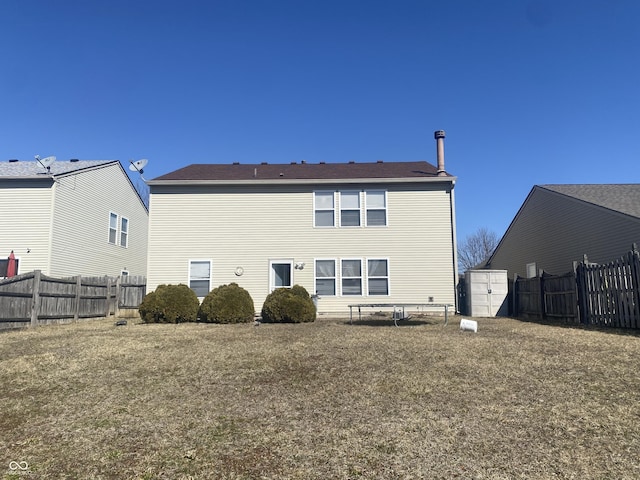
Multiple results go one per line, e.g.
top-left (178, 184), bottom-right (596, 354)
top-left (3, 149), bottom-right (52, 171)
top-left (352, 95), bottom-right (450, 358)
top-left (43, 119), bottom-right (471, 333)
top-left (0, 271), bottom-right (146, 329)
top-left (516, 247), bottom-right (640, 329)
top-left (576, 249), bottom-right (640, 329)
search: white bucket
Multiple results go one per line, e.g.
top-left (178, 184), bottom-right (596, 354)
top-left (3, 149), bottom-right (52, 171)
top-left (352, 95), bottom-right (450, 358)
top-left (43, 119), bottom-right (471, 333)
top-left (460, 318), bottom-right (478, 333)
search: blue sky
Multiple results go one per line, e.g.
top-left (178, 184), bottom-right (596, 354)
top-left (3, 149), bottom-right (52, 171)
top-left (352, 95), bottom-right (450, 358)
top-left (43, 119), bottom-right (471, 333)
top-left (1, 0), bottom-right (638, 242)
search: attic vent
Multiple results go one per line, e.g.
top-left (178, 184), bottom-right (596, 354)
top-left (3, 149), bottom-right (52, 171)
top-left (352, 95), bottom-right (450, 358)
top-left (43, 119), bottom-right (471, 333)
top-left (377, 160), bottom-right (383, 163)
top-left (70, 159), bottom-right (79, 162)
top-left (349, 161), bottom-right (355, 164)
top-left (261, 162), bottom-right (268, 165)
top-left (319, 161), bottom-right (326, 164)
top-left (8, 159), bottom-right (18, 162)
top-left (290, 161), bottom-right (296, 165)
top-left (233, 162), bottom-right (240, 165)
top-left (301, 160), bottom-right (306, 164)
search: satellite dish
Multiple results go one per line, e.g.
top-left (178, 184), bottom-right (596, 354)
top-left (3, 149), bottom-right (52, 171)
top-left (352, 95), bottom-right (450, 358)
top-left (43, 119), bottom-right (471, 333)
top-left (129, 158), bottom-right (149, 181)
top-left (36, 155), bottom-right (56, 172)
top-left (129, 159), bottom-right (148, 174)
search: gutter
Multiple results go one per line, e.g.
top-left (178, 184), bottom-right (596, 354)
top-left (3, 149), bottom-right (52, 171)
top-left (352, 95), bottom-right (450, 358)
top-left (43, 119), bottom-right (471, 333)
top-left (147, 176), bottom-right (457, 187)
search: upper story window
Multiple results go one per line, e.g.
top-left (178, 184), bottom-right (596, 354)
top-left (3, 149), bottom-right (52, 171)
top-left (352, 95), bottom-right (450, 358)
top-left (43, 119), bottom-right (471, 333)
top-left (365, 191), bottom-right (387, 226)
top-left (314, 191), bottom-right (335, 227)
top-left (109, 213), bottom-right (118, 244)
top-left (340, 191), bottom-right (361, 227)
top-left (120, 217), bottom-right (129, 247)
top-left (109, 212), bottom-right (129, 247)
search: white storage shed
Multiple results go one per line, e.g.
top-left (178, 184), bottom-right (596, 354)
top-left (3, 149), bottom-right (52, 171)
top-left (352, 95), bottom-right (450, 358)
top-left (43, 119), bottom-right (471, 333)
top-left (465, 269), bottom-right (509, 317)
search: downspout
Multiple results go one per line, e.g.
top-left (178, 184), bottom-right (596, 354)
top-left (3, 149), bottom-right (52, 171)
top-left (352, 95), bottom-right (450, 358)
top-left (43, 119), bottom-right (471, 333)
top-left (46, 176), bottom-right (58, 276)
top-left (449, 179), bottom-right (459, 313)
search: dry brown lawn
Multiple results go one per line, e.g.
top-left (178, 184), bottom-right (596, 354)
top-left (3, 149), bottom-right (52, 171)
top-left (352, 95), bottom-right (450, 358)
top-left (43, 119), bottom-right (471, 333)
top-left (1, 314), bottom-right (640, 479)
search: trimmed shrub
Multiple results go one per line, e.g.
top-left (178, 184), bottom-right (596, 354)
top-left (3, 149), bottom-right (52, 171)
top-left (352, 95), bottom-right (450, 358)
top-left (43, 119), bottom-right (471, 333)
top-left (198, 282), bottom-right (255, 323)
top-left (261, 284), bottom-right (316, 323)
top-left (138, 284), bottom-right (199, 323)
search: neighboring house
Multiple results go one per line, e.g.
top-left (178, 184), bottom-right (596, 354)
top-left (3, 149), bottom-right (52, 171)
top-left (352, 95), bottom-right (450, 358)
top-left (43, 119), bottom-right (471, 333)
top-left (146, 155), bottom-right (458, 316)
top-left (484, 184), bottom-right (640, 278)
top-left (0, 159), bottom-right (148, 277)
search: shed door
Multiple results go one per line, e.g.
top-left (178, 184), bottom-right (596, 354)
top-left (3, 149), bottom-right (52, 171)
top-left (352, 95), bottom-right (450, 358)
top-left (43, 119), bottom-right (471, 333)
top-left (468, 271), bottom-right (508, 317)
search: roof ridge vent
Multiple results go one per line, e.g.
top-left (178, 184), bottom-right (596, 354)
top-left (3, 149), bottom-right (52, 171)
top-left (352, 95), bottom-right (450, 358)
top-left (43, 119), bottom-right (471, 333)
top-left (233, 162), bottom-right (240, 165)
top-left (70, 159), bottom-right (79, 162)
top-left (261, 162), bottom-right (268, 165)
top-left (8, 159), bottom-right (18, 162)
top-left (319, 161), bottom-right (326, 164)
top-left (377, 160), bottom-right (383, 163)
top-left (348, 161), bottom-right (355, 164)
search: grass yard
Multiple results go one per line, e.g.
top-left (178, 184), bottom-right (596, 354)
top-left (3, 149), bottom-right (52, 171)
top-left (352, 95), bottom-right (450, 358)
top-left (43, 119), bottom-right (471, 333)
top-left (1, 315), bottom-right (640, 479)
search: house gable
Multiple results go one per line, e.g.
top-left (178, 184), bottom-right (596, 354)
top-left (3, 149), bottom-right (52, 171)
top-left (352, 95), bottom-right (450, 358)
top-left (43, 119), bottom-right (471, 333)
top-left (486, 184), bottom-right (640, 277)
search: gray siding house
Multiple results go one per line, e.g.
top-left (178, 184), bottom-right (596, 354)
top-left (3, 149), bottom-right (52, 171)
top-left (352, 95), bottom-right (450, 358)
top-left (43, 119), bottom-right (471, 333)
top-left (0, 159), bottom-right (148, 277)
top-left (485, 184), bottom-right (640, 278)
top-left (146, 156), bottom-right (459, 316)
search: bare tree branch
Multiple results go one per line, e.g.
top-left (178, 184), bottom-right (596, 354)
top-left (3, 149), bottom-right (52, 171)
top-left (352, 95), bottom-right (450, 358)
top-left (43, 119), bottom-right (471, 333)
top-left (458, 227), bottom-right (499, 272)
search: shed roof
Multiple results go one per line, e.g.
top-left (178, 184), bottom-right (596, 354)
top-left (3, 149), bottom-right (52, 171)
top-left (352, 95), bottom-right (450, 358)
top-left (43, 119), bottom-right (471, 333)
top-left (540, 184), bottom-right (640, 219)
top-left (149, 160), bottom-right (453, 185)
top-left (0, 160), bottom-right (117, 178)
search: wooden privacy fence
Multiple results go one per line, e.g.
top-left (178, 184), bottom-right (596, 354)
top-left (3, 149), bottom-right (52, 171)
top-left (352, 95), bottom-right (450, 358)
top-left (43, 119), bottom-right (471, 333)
top-left (514, 246), bottom-right (640, 329)
top-left (0, 271), bottom-right (146, 329)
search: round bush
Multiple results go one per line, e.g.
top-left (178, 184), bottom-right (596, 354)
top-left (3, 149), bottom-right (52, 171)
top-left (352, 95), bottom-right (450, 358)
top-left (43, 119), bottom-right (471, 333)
top-left (138, 284), bottom-right (199, 323)
top-left (198, 282), bottom-right (255, 323)
top-left (261, 284), bottom-right (316, 323)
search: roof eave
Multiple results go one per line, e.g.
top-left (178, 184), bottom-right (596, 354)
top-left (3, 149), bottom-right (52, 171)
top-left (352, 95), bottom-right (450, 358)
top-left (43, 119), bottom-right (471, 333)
top-left (148, 176), bottom-right (457, 186)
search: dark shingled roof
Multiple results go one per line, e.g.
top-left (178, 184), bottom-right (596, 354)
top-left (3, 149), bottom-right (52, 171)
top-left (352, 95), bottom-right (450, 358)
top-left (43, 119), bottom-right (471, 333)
top-left (540, 184), bottom-right (640, 219)
top-left (151, 161), bottom-right (450, 182)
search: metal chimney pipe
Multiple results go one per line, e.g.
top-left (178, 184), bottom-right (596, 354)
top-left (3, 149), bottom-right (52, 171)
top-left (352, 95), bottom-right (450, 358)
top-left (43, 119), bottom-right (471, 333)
top-left (434, 130), bottom-right (446, 176)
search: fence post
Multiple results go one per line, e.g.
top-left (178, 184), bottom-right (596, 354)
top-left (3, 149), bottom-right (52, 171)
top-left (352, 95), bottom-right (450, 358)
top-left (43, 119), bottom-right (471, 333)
top-left (74, 276), bottom-right (81, 322)
top-left (115, 276), bottom-right (121, 317)
top-left (513, 274), bottom-right (519, 317)
top-left (105, 276), bottom-right (111, 318)
top-left (30, 270), bottom-right (41, 327)
top-left (630, 245), bottom-right (640, 329)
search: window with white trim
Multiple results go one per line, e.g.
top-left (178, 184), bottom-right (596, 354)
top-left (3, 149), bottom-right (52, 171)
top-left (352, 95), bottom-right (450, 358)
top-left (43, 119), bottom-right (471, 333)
top-left (365, 190), bottom-right (387, 226)
top-left (270, 260), bottom-right (293, 290)
top-left (315, 259), bottom-right (336, 296)
top-left (340, 191), bottom-right (361, 227)
top-left (120, 217), bottom-right (129, 247)
top-left (367, 259), bottom-right (389, 295)
top-left (109, 212), bottom-right (118, 244)
top-left (341, 259), bottom-right (362, 295)
top-left (189, 260), bottom-right (211, 297)
top-left (314, 191), bottom-right (335, 227)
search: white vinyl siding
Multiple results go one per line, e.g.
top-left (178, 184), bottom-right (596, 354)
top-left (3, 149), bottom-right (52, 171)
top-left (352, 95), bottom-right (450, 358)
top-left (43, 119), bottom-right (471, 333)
top-left (49, 162), bottom-right (148, 277)
top-left (189, 260), bottom-right (211, 297)
top-left (0, 181), bottom-right (52, 276)
top-left (147, 182), bottom-right (457, 314)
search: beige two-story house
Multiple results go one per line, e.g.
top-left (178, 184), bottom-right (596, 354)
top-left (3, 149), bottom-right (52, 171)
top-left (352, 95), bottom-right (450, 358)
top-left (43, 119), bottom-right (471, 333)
top-left (147, 145), bottom-right (458, 316)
